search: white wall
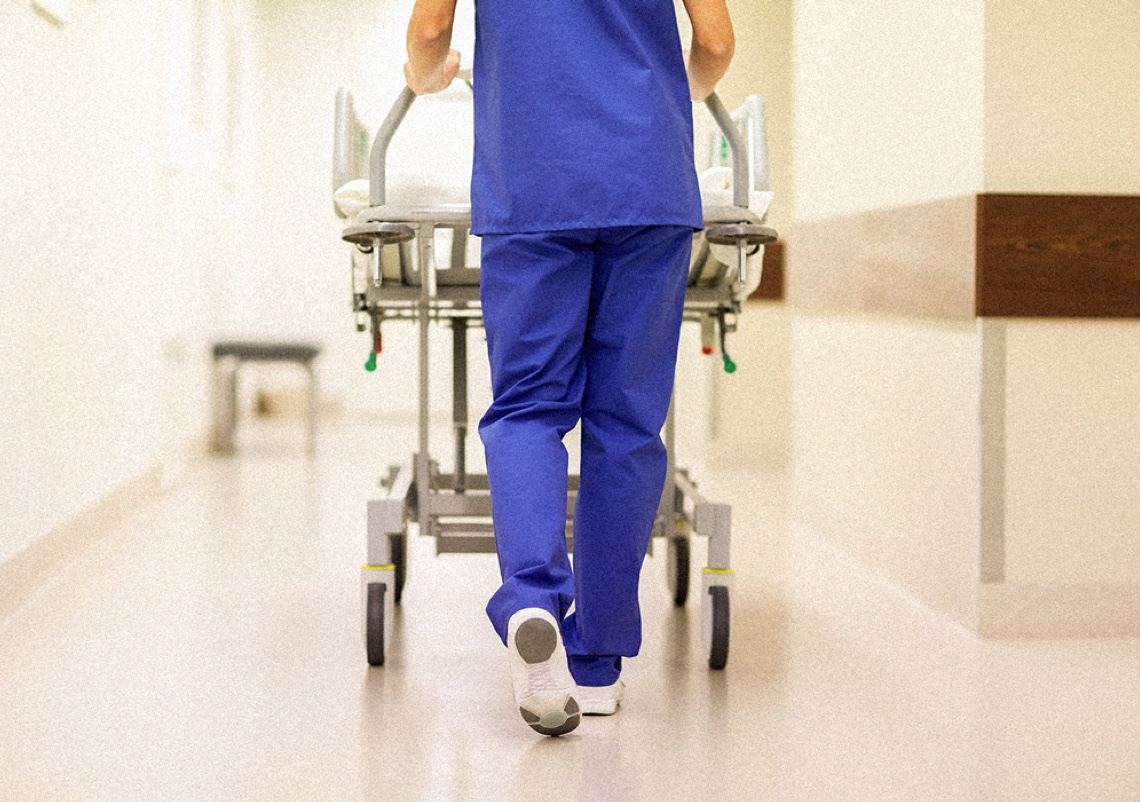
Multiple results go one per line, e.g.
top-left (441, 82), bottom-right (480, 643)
top-left (792, 0), bottom-right (985, 221)
top-left (247, 0), bottom-right (482, 425)
top-left (0, 0), bottom-right (257, 565)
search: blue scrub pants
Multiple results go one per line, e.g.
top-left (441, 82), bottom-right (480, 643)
top-left (479, 225), bottom-right (692, 687)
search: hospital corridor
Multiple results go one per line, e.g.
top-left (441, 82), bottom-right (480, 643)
top-left (3, 0), bottom-right (1140, 799)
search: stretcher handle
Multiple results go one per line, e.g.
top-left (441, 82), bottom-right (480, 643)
top-left (369, 70), bottom-right (475, 208)
top-left (370, 86), bottom-right (417, 207)
top-left (703, 93), bottom-right (749, 210)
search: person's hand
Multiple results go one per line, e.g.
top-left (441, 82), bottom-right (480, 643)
top-left (404, 48), bottom-right (461, 95)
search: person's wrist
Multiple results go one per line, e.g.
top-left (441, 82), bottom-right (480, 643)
top-left (687, 72), bottom-right (713, 102)
top-left (404, 62), bottom-right (439, 94)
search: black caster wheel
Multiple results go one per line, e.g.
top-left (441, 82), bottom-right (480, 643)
top-left (666, 536), bottom-right (691, 607)
top-left (366, 582), bottom-right (388, 667)
top-left (390, 533), bottom-right (407, 604)
top-left (708, 585), bottom-right (730, 670)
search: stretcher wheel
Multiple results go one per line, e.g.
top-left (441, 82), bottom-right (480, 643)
top-left (390, 533), bottom-right (407, 604)
top-left (708, 585), bottom-right (730, 670)
top-left (666, 536), bottom-right (690, 607)
top-left (366, 582), bottom-right (387, 666)
top-left (705, 223), bottom-right (778, 247)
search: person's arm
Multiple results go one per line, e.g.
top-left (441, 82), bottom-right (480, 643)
top-left (404, 0), bottom-right (461, 95)
top-left (681, 0), bottom-right (735, 101)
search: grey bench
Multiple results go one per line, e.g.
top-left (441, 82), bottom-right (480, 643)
top-left (210, 341), bottom-right (322, 454)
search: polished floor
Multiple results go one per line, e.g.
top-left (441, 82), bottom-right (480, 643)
top-left (2, 420), bottom-right (1139, 800)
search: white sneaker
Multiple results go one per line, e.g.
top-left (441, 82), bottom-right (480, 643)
top-left (576, 679), bottom-right (626, 716)
top-left (507, 608), bottom-right (580, 736)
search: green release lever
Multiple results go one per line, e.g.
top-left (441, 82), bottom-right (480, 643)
top-left (365, 318), bottom-right (382, 372)
top-left (717, 312), bottom-right (737, 374)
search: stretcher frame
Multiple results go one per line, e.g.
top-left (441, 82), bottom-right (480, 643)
top-left (334, 78), bottom-right (776, 670)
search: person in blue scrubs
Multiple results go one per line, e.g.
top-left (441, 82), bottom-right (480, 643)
top-left (405, 0), bottom-right (735, 734)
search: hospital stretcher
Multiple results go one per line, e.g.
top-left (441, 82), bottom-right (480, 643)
top-left (332, 76), bottom-right (776, 671)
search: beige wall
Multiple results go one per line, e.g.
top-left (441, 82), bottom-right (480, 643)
top-left (685, 1), bottom-right (794, 471)
top-left (787, 0), bottom-right (1140, 630)
top-left (1003, 321), bottom-right (1140, 585)
top-left (790, 315), bottom-right (982, 628)
top-left (981, 2), bottom-right (1140, 588)
top-left (789, 0), bottom-right (1140, 217)
top-left (787, 1), bottom-right (987, 624)
top-left (792, 0), bottom-right (986, 221)
top-left (721, 0), bottom-right (794, 233)
top-left (709, 303), bottom-right (792, 473)
top-left (984, 0), bottom-right (1140, 194)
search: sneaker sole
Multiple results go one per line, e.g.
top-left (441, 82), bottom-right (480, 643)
top-left (519, 698), bottom-right (580, 736)
top-left (513, 617), bottom-right (580, 736)
top-left (515, 617), bottom-right (558, 664)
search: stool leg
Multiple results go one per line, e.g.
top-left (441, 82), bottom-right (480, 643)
top-left (306, 362), bottom-right (318, 454)
top-left (211, 356), bottom-right (239, 454)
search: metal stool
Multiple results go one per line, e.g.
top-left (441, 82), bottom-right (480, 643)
top-left (210, 341), bottom-right (322, 454)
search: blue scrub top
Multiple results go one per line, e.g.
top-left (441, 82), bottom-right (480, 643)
top-left (470, 0), bottom-right (703, 235)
